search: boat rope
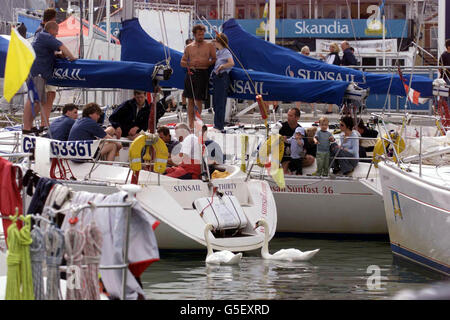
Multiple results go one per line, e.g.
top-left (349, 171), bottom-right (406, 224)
top-left (176, 0), bottom-right (185, 45)
top-left (5, 215), bottom-right (34, 300)
top-left (64, 218), bottom-right (86, 300)
top-left (30, 226), bottom-right (45, 300)
top-left (83, 220), bottom-right (103, 300)
top-left (402, 0), bottom-right (427, 112)
top-left (344, 0), bottom-right (365, 85)
top-left (160, 4), bottom-right (171, 63)
top-left (157, 5), bottom-right (170, 66)
top-left (45, 224), bottom-right (65, 300)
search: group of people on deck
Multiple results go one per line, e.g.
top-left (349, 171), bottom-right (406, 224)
top-left (278, 107), bottom-right (378, 177)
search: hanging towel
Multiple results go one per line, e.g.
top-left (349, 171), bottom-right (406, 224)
top-left (61, 190), bottom-right (159, 300)
top-left (0, 157), bottom-right (23, 242)
top-left (27, 177), bottom-right (59, 215)
top-left (5, 216), bottom-right (34, 300)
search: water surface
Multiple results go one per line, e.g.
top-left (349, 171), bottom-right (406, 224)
top-left (140, 237), bottom-right (445, 300)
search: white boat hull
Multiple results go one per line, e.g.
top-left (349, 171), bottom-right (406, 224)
top-left (378, 161), bottom-right (450, 276)
top-left (256, 162), bottom-right (387, 235)
top-left (34, 159), bottom-right (277, 252)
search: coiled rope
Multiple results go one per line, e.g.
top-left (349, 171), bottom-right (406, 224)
top-left (83, 220), bottom-right (103, 300)
top-left (45, 225), bottom-right (65, 300)
top-left (64, 224), bottom-right (86, 300)
top-left (5, 215), bottom-right (34, 300)
top-left (30, 226), bottom-right (45, 300)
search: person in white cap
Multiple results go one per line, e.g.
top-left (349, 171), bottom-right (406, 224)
top-left (286, 126), bottom-right (306, 175)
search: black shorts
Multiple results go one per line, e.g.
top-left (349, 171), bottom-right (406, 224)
top-left (183, 69), bottom-right (210, 101)
top-left (288, 158), bottom-right (303, 174)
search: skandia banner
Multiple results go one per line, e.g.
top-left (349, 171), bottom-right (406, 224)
top-left (119, 18), bottom-right (349, 104)
top-left (199, 19), bottom-right (408, 39)
top-left (47, 59), bottom-right (156, 92)
top-left (222, 19), bottom-right (433, 97)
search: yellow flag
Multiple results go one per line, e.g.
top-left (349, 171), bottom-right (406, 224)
top-left (270, 166), bottom-right (285, 189)
top-left (263, 2), bottom-right (269, 19)
top-left (3, 28), bottom-right (36, 102)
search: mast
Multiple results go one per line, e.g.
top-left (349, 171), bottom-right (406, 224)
top-left (438, 0), bottom-right (447, 57)
top-left (106, 0), bottom-right (111, 60)
top-left (269, 0), bottom-right (275, 44)
top-left (88, 0), bottom-right (93, 39)
top-left (79, 0), bottom-right (84, 59)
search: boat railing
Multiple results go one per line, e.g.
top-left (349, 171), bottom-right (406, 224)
top-left (50, 186), bottom-right (138, 301)
top-left (0, 185), bottom-right (139, 300)
top-left (371, 112), bottom-right (449, 175)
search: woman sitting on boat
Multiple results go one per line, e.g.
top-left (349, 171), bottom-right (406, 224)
top-left (329, 116), bottom-right (359, 175)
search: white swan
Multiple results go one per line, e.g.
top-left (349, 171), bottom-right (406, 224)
top-left (255, 219), bottom-right (320, 262)
top-left (204, 224), bottom-right (243, 265)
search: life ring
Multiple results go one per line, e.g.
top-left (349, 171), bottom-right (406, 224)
top-left (209, 9), bottom-right (217, 19)
top-left (129, 133), bottom-right (168, 174)
top-left (372, 131), bottom-right (405, 167)
top-left (256, 95), bottom-right (268, 120)
top-left (256, 134), bottom-right (284, 168)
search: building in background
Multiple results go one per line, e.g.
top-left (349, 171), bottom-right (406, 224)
top-left (1, 0), bottom-right (441, 67)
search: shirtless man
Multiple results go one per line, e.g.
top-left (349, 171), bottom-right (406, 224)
top-left (180, 25), bottom-right (216, 129)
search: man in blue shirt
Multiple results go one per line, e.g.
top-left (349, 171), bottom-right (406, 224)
top-left (69, 103), bottom-right (121, 162)
top-left (48, 103), bottom-right (78, 141)
top-left (23, 21), bottom-right (76, 132)
top-left (340, 41), bottom-right (358, 66)
top-left (33, 8), bottom-right (58, 127)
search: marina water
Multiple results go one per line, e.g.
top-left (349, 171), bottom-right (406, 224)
top-left (140, 237), bottom-right (445, 300)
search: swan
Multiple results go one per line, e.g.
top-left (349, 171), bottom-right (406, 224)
top-left (254, 219), bottom-right (320, 262)
top-left (204, 224), bottom-right (243, 265)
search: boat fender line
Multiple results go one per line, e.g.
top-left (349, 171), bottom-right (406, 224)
top-left (129, 133), bottom-right (168, 174)
top-left (256, 134), bottom-right (284, 168)
top-left (240, 134), bottom-right (249, 172)
top-left (256, 95), bottom-right (268, 120)
top-left (372, 131), bottom-right (405, 167)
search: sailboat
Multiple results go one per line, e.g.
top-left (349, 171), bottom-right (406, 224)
top-left (377, 112), bottom-right (450, 276)
top-left (0, 33), bottom-right (279, 251)
top-left (119, 17), bottom-right (390, 235)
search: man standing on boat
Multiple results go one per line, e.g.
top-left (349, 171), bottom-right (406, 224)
top-left (33, 8), bottom-right (59, 129)
top-left (180, 25), bottom-right (216, 130)
top-left (439, 39), bottom-right (450, 84)
top-left (23, 21), bottom-right (76, 132)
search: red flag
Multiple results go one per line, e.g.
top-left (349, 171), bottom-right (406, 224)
top-left (398, 67), bottom-right (428, 105)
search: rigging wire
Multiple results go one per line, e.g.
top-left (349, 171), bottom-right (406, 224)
top-left (344, 0), bottom-right (365, 85)
top-left (403, 0), bottom-right (428, 112)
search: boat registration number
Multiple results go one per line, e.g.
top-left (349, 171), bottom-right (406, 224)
top-left (23, 136), bottom-right (100, 159)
